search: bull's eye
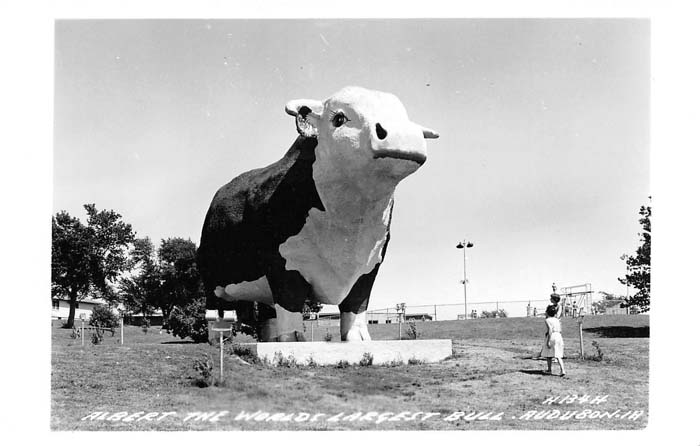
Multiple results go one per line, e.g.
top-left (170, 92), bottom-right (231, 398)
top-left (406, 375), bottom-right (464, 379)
top-left (330, 111), bottom-right (349, 127)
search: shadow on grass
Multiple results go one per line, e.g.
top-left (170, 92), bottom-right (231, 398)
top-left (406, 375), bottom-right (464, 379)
top-left (161, 340), bottom-right (197, 345)
top-left (518, 369), bottom-right (550, 376)
top-left (583, 326), bottom-right (649, 338)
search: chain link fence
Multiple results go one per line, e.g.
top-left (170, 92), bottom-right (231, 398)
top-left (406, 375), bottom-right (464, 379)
top-left (364, 299), bottom-right (554, 323)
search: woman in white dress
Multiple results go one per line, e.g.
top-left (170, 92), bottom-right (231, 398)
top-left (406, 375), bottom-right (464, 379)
top-left (537, 293), bottom-right (565, 357)
top-left (542, 304), bottom-right (566, 377)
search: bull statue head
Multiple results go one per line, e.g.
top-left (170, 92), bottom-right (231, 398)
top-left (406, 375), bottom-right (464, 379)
top-left (285, 86), bottom-right (439, 200)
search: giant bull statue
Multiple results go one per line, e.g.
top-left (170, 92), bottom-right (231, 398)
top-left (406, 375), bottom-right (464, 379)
top-left (197, 86), bottom-right (438, 342)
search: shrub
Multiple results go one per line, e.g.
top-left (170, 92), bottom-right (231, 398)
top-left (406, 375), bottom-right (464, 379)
top-left (386, 358), bottom-right (404, 367)
top-left (273, 351), bottom-right (298, 368)
top-left (359, 352), bottom-right (374, 366)
top-left (91, 330), bottom-right (103, 345)
top-left (588, 341), bottom-right (605, 362)
top-left (336, 360), bottom-right (350, 369)
top-left (479, 309), bottom-right (508, 318)
top-left (405, 321), bottom-right (420, 339)
top-left (89, 304), bottom-right (119, 329)
top-left (306, 356), bottom-right (318, 367)
top-left (192, 355), bottom-right (214, 387)
top-left (141, 318), bottom-right (150, 334)
top-left (324, 330), bottom-right (333, 342)
top-left (168, 299), bottom-right (209, 343)
top-left (227, 343), bottom-right (259, 364)
top-left (408, 357), bottom-right (424, 365)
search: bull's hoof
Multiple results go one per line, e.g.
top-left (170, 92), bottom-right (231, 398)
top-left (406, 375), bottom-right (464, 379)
top-left (340, 311), bottom-right (371, 341)
top-left (341, 327), bottom-right (371, 342)
top-left (275, 331), bottom-right (306, 342)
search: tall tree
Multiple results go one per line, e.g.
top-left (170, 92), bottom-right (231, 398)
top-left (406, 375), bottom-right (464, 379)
top-left (52, 212), bottom-right (91, 327)
top-left (118, 237), bottom-right (205, 329)
top-left (118, 237), bottom-right (161, 320)
top-left (619, 202), bottom-right (651, 312)
top-left (157, 238), bottom-right (203, 327)
top-left (51, 204), bottom-right (135, 328)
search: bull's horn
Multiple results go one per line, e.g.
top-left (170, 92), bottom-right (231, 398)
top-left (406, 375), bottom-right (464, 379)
top-left (285, 99), bottom-right (323, 118)
top-left (421, 127), bottom-right (440, 139)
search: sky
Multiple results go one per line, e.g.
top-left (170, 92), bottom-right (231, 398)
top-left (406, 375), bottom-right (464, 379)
top-left (53, 19), bottom-right (649, 318)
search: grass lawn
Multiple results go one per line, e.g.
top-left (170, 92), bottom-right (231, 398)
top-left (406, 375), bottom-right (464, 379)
top-left (51, 315), bottom-right (648, 431)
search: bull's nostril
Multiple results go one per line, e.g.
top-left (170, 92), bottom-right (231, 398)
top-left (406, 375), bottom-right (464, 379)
top-left (375, 123), bottom-right (388, 140)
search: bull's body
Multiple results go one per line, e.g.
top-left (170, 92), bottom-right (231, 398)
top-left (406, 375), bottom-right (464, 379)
top-left (197, 87), bottom-right (438, 341)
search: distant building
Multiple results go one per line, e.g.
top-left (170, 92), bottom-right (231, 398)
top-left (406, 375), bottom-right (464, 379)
top-left (604, 306), bottom-right (628, 315)
top-left (51, 297), bottom-right (108, 320)
top-left (603, 303), bottom-right (639, 316)
top-left (126, 313), bottom-right (164, 326)
top-left (405, 313), bottom-right (433, 321)
top-left (51, 297), bottom-right (163, 325)
top-left (315, 311), bottom-right (434, 325)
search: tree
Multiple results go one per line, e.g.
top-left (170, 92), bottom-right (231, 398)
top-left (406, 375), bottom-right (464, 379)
top-left (480, 309), bottom-right (507, 318)
top-left (592, 291), bottom-right (625, 314)
top-left (118, 237), bottom-right (161, 321)
top-left (619, 202), bottom-right (651, 312)
top-left (89, 304), bottom-right (120, 329)
top-left (118, 237), bottom-right (206, 331)
top-left (52, 204), bottom-right (135, 328)
top-left (157, 238), bottom-right (202, 328)
top-left (303, 299), bottom-right (323, 318)
top-left (167, 294), bottom-right (210, 343)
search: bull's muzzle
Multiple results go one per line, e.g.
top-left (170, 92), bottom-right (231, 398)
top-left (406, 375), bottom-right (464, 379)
top-left (370, 121), bottom-right (431, 165)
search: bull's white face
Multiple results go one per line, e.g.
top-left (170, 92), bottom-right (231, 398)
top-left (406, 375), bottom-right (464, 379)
top-left (286, 86), bottom-right (439, 189)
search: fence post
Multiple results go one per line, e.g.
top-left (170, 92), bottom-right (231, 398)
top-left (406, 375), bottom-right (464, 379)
top-left (310, 320), bottom-right (314, 341)
top-left (81, 319), bottom-right (84, 347)
top-left (120, 317), bottom-right (124, 345)
top-left (578, 318), bottom-right (585, 358)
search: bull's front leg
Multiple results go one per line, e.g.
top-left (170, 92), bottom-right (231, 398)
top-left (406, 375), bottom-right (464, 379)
top-left (265, 270), bottom-right (310, 342)
top-left (338, 266), bottom-right (378, 341)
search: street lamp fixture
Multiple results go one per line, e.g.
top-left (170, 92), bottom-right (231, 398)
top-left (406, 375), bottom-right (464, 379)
top-left (456, 239), bottom-right (474, 320)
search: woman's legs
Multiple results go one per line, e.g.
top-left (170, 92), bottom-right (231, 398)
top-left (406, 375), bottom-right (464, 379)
top-left (555, 357), bottom-right (566, 376)
top-left (546, 358), bottom-right (553, 374)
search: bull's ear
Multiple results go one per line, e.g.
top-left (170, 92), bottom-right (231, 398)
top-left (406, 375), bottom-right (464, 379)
top-left (285, 99), bottom-right (323, 138)
top-left (421, 126), bottom-right (439, 139)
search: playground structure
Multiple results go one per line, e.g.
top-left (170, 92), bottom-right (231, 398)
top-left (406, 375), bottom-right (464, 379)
top-left (558, 283), bottom-right (594, 317)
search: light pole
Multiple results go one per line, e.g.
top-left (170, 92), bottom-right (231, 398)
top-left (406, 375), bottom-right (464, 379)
top-left (620, 255), bottom-right (629, 299)
top-left (456, 240), bottom-right (474, 320)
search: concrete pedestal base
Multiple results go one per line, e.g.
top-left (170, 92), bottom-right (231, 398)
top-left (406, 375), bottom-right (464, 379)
top-left (241, 339), bottom-right (453, 366)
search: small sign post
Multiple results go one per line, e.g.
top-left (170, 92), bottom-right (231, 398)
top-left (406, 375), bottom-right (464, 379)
top-left (80, 313), bottom-right (86, 347)
top-left (211, 321), bottom-right (233, 383)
